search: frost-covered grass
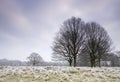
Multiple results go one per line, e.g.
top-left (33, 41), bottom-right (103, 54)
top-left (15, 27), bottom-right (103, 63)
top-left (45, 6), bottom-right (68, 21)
top-left (0, 66), bottom-right (120, 82)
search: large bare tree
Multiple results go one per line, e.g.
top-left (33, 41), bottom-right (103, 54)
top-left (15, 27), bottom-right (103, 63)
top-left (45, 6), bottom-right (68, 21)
top-left (84, 22), bottom-right (112, 67)
top-left (52, 17), bottom-right (85, 67)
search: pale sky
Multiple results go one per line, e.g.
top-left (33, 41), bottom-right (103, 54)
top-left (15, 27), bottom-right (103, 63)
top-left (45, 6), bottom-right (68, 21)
top-left (0, 0), bottom-right (120, 61)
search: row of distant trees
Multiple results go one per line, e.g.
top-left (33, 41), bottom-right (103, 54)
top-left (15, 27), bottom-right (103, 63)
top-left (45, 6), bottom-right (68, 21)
top-left (0, 51), bottom-right (119, 66)
top-left (0, 53), bottom-right (67, 66)
top-left (52, 17), bottom-right (115, 67)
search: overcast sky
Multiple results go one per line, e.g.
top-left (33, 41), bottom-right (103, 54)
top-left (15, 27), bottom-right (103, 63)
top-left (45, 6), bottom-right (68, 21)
top-left (0, 0), bottom-right (120, 61)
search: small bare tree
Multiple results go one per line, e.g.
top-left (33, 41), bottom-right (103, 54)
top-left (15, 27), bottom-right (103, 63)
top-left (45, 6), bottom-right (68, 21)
top-left (27, 52), bottom-right (43, 66)
top-left (52, 17), bottom-right (85, 67)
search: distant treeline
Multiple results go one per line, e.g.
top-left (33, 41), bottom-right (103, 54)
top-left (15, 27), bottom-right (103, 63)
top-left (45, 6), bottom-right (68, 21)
top-left (0, 59), bottom-right (68, 66)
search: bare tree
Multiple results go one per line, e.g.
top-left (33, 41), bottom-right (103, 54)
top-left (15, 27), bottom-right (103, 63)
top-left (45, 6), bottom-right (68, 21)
top-left (27, 52), bottom-right (43, 66)
top-left (84, 22), bottom-right (112, 67)
top-left (52, 17), bottom-right (85, 67)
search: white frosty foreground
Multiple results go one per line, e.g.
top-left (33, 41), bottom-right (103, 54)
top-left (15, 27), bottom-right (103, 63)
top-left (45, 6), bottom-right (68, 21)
top-left (0, 66), bottom-right (120, 82)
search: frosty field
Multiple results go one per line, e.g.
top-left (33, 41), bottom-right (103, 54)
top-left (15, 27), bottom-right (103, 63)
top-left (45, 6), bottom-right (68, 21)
top-left (0, 66), bottom-right (120, 82)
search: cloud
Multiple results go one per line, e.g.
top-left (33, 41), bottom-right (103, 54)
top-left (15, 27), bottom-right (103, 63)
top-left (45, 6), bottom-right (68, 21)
top-left (0, 0), bottom-right (33, 36)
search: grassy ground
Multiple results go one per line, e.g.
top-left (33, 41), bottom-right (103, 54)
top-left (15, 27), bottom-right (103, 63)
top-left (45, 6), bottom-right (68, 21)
top-left (0, 66), bottom-right (120, 82)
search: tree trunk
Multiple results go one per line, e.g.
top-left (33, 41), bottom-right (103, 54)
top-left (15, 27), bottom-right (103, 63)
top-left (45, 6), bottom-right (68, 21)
top-left (93, 60), bottom-right (96, 67)
top-left (98, 54), bottom-right (101, 67)
top-left (73, 56), bottom-right (77, 67)
top-left (93, 55), bottom-right (96, 67)
top-left (33, 62), bottom-right (35, 66)
top-left (90, 59), bottom-right (93, 67)
top-left (98, 58), bottom-right (101, 67)
top-left (90, 58), bottom-right (96, 67)
top-left (69, 59), bottom-right (72, 66)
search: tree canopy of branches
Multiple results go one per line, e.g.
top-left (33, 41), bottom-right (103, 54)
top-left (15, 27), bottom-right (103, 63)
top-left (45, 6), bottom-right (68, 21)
top-left (52, 17), bottom-right (85, 67)
top-left (84, 22), bottom-right (112, 67)
top-left (27, 52), bottom-right (43, 66)
top-left (52, 17), bottom-right (112, 67)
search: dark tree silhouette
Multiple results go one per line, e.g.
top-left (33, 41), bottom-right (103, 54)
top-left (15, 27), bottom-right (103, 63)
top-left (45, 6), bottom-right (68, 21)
top-left (84, 22), bottom-right (112, 67)
top-left (52, 17), bottom-right (85, 67)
